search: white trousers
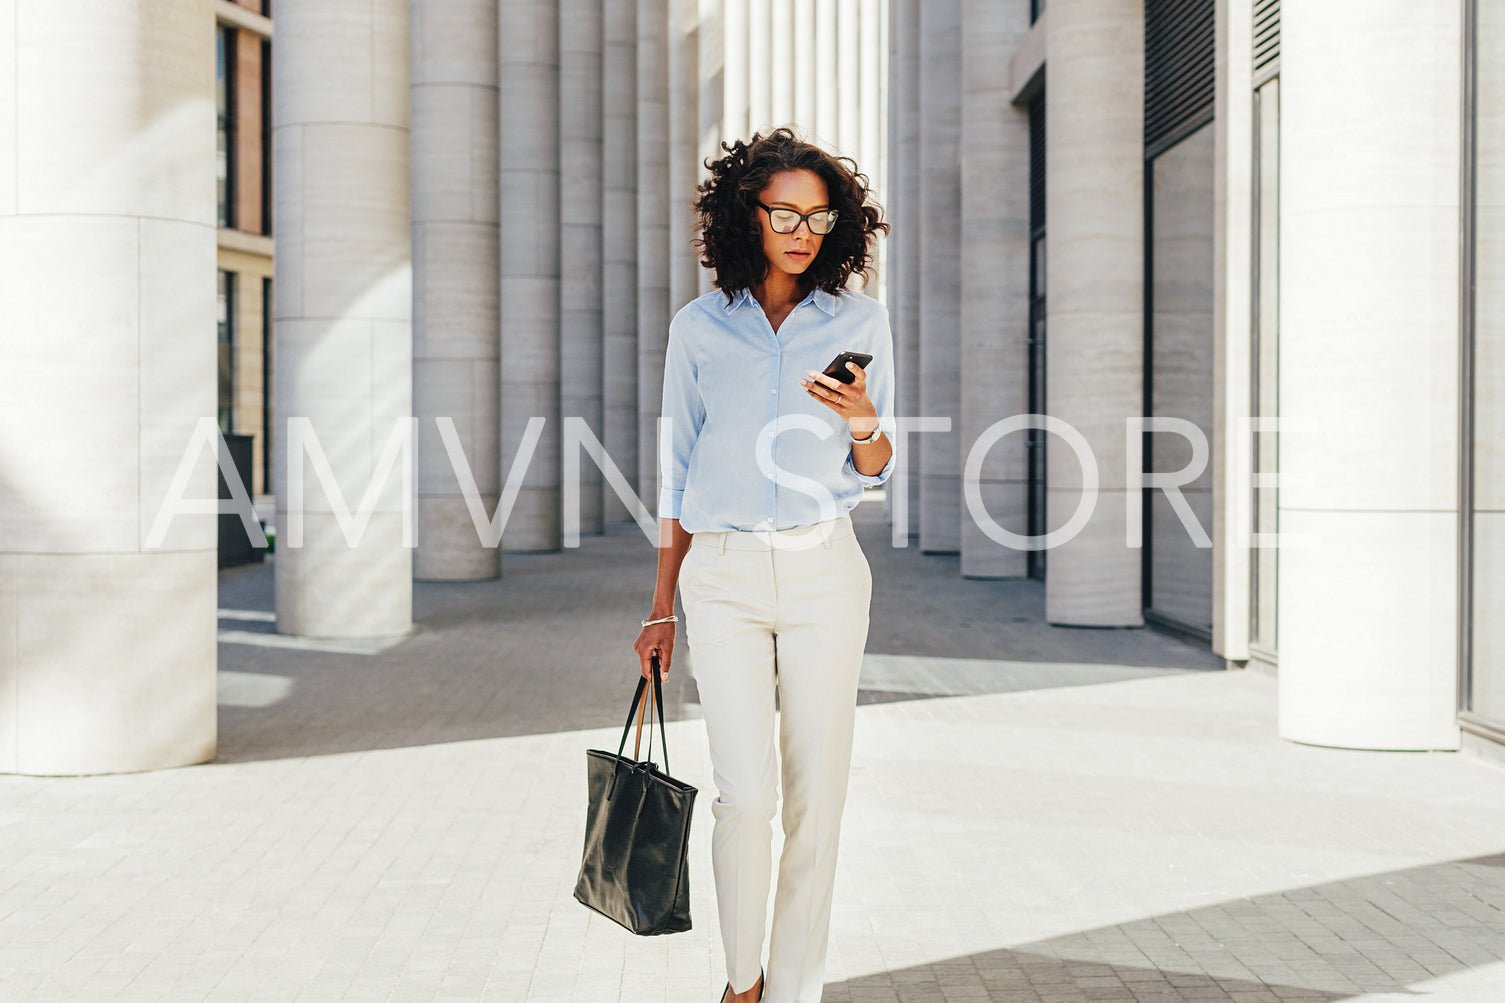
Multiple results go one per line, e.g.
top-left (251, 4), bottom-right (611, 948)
top-left (678, 514), bottom-right (872, 1003)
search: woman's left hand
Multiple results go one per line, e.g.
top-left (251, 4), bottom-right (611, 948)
top-left (801, 364), bottom-right (880, 437)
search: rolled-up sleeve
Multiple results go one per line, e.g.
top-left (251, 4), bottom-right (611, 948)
top-left (657, 310), bottom-right (705, 519)
top-left (842, 303), bottom-right (897, 488)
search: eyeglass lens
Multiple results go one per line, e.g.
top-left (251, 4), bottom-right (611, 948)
top-left (768, 208), bottom-right (838, 235)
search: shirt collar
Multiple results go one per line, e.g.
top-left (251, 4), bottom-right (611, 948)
top-left (809, 287), bottom-right (838, 315)
top-left (723, 286), bottom-right (839, 316)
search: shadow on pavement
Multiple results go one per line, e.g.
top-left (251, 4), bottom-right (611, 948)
top-left (821, 852), bottom-right (1505, 1001)
top-left (215, 500), bottom-right (1222, 764)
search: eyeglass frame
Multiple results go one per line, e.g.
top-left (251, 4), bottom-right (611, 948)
top-left (756, 202), bottom-right (840, 235)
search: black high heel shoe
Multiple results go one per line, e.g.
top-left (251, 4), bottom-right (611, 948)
top-left (718, 967), bottom-right (764, 1002)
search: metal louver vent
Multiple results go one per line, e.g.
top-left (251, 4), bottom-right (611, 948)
top-left (1254, 0), bottom-right (1280, 74)
top-left (1029, 95), bottom-right (1045, 232)
top-left (1144, 0), bottom-right (1215, 159)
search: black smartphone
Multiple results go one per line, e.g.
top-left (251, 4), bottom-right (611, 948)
top-left (819, 351), bottom-right (874, 385)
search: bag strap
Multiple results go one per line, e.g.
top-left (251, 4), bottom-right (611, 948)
top-left (648, 661), bottom-right (670, 775)
top-left (613, 658), bottom-right (672, 775)
top-left (632, 674), bottom-right (650, 760)
top-left (616, 676), bottom-right (649, 760)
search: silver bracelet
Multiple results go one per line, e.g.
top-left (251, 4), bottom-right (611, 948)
top-left (641, 614), bottom-right (679, 627)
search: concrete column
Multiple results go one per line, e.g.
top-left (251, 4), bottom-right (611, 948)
top-left (837, 0), bottom-right (860, 157)
top-left (671, 0), bottom-right (702, 310)
top-left (499, 0), bottom-right (561, 551)
top-left (918, 0), bottom-right (962, 554)
top-left (871, 0), bottom-right (890, 302)
top-left (1147, 124), bottom-right (1215, 628)
top-left (1472, 0), bottom-right (1505, 733)
top-left (0, 0), bottom-right (216, 774)
top-left (771, 0), bottom-right (794, 127)
top-left (638, 0), bottom-right (671, 509)
top-left (794, 0), bottom-right (816, 130)
top-left (723, 0), bottom-right (748, 141)
top-left (889, 0), bottom-right (921, 540)
top-left (815, 0), bottom-right (838, 145)
top-left (561, 0), bottom-right (606, 535)
top-left (412, 0), bottom-right (501, 578)
top-left (748, 0), bottom-right (772, 134)
top-left (603, 0), bottom-right (640, 520)
top-left (1044, 0), bottom-right (1143, 624)
top-left (1210, 0), bottom-right (1255, 659)
top-left (959, 0), bottom-right (1031, 578)
top-left (697, 0), bottom-right (723, 296)
top-left (859, 0), bottom-right (883, 202)
top-left (1277, 1), bottom-right (1461, 750)
top-left (275, 0), bottom-right (414, 635)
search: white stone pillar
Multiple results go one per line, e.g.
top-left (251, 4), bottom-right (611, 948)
top-left (815, 0), bottom-right (838, 146)
top-left (889, 0), bottom-right (921, 540)
top-left (867, 0), bottom-right (889, 302)
top-left (837, 0), bottom-right (860, 157)
top-left (723, 0), bottom-right (749, 141)
top-left (0, 0), bottom-right (216, 774)
top-left (697, 0), bottom-right (723, 296)
top-left (638, 0), bottom-right (671, 509)
top-left (412, 0), bottom-right (501, 578)
top-left (918, 0), bottom-right (962, 554)
top-left (561, 0), bottom-right (606, 536)
top-left (748, 0), bottom-right (772, 134)
top-left (859, 0), bottom-right (882, 196)
top-left (794, 0), bottom-right (816, 131)
top-left (275, 0), bottom-right (414, 636)
top-left (499, 0), bottom-right (561, 551)
top-left (671, 0), bottom-right (703, 309)
top-left (603, 0), bottom-right (640, 520)
top-left (959, 0), bottom-right (1031, 578)
top-left (1211, 0), bottom-right (1255, 659)
top-left (1044, 0), bottom-right (1143, 624)
top-left (1277, 1), bottom-right (1462, 750)
top-left (771, 0), bottom-right (794, 127)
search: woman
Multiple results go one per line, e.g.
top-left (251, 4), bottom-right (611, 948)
top-left (632, 127), bottom-right (894, 1003)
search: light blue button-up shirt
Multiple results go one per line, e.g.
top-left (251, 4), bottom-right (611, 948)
top-left (657, 284), bottom-right (896, 533)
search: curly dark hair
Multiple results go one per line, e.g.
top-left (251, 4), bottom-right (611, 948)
top-left (693, 126), bottom-right (888, 303)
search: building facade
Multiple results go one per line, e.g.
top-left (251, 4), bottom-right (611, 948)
top-left (885, 0), bottom-right (1503, 758)
top-left (1, 0), bottom-right (1498, 774)
top-left (0, 0), bottom-right (888, 774)
top-left (216, 1), bottom-right (276, 501)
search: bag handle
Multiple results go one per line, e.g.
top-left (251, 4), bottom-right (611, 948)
top-left (613, 655), bottom-right (671, 775)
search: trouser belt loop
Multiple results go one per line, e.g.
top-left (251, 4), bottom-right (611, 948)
top-left (717, 532), bottom-right (728, 555)
top-left (822, 523), bottom-right (836, 550)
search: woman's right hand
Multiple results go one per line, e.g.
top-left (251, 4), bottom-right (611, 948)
top-left (633, 621), bottom-right (675, 681)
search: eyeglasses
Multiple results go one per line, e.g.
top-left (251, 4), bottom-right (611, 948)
top-left (758, 202), bottom-right (839, 235)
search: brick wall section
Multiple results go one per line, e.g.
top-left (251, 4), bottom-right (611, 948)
top-left (234, 29), bottom-right (263, 235)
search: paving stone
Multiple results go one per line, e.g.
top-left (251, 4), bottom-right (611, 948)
top-left (3, 500), bottom-right (1505, 1000)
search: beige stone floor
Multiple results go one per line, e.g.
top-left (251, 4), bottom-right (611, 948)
top-left (3, 499), bottom-right (1504, 1002)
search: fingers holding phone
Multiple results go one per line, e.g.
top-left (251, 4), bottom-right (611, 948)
top-left (801, 350), bottom-right (877, 426)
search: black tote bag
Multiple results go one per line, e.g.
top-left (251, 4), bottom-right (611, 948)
top-left (574, 664), bottom-right (698, 935)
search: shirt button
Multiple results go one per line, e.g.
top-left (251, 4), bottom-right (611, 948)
top-left (767, 429), bottom-right (776, 438)
top-left (768, 387), bottom-right (777, 395)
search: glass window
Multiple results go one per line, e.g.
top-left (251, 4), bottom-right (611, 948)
top-left (219, 270), bottom-right (236, 435)
top-left (1469, 1), bottom-right (1504, 722)
top-left (262, 277), bottom-right (274, 497)
top-left (261, 37), bottom-right (273, 235)
top-left (217, 25), bottom-right (237, 229)
top-left (1251, 76), bottom-right (1280, 658)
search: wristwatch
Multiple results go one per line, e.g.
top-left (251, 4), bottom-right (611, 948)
top-left (849, 422), bottom-right (883, 445)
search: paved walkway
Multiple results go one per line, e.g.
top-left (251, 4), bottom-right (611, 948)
top-left (4, 498), bottom-right (1505, 1001)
